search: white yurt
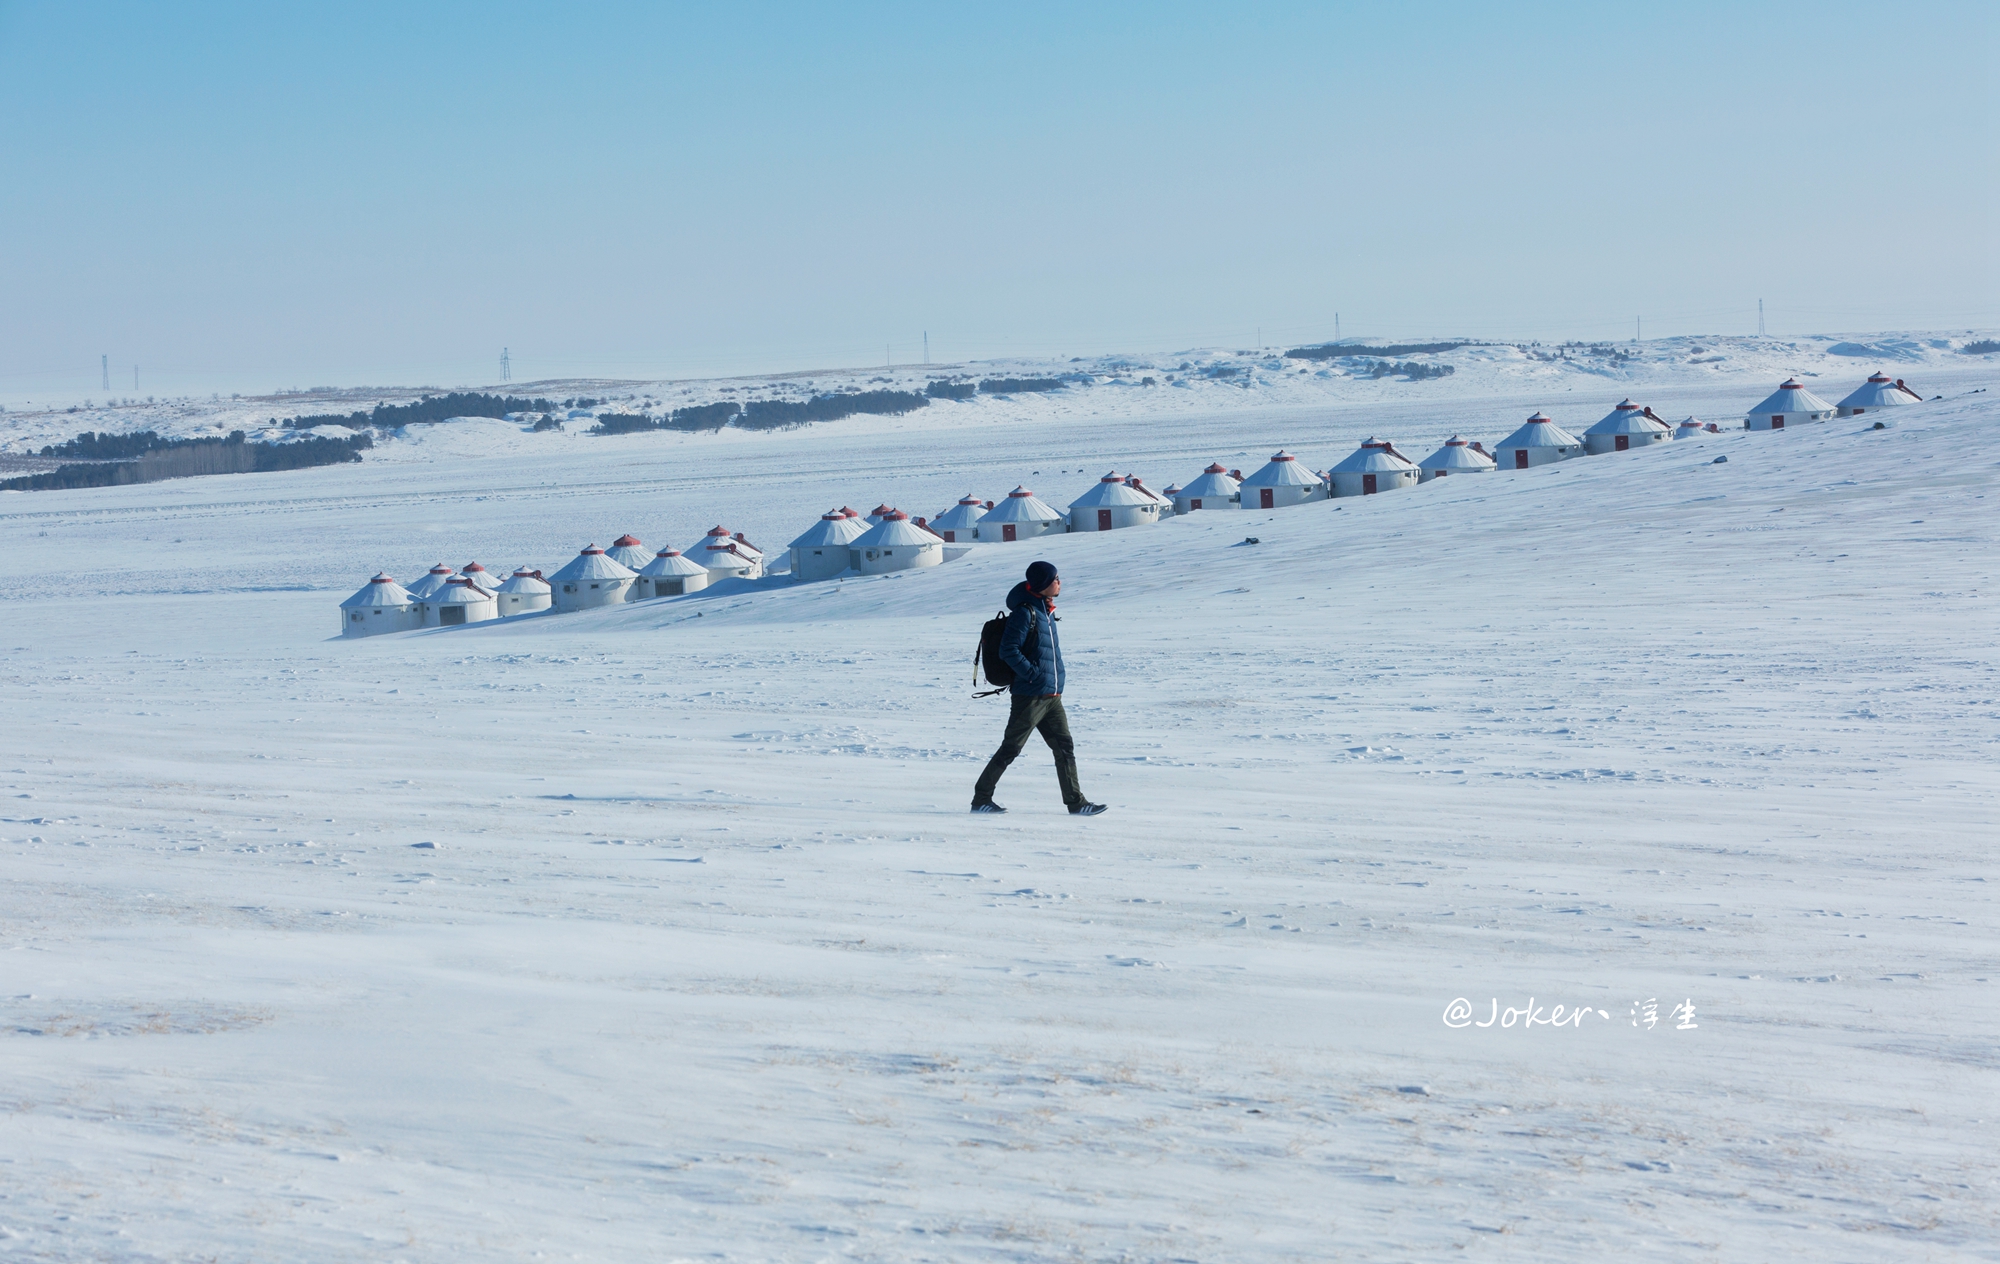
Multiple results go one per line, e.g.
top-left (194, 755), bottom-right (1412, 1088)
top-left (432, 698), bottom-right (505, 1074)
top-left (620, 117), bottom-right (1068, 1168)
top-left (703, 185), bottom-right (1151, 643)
top-left (1238, 450), bottom-right (1326, 509)
top-left (1173, 462), bottom-right (1241, 513)
top-left (865, 504), bottom-right (894, 526)
top-left (788, 510), bottom-right (869, 582)
top-left (1491, 412), bottom-right (1584, 469)
top-left (929, 494), bottom-right (988, 543)
top-left (848, 510), bottom-right (945, 575)
top-left (429, 575), bottom-right (500, 628)
top-left (1744, 378), bottom-right (1835, 430)
top-left (405, 563), bottom-right (457, 601)
top-left (1416, 436), bottom-right (1497, 483)
top-left (458, 562), bottom-right (501, 593)
top-left (639, 548), bottom-right (710, 596)
top-left (1582, 399), bottom-right (1674, 455)
top-left (548, 545), bottom-right (638, 611)
top-left (606, 535), bottom-right (653, 572)
top-left (1674, 417), bottom-right (1712, 440)
top-left (1327, 438), bottom-right (1420, 497)
top-left (695, 526), bottom-right (765, 581)
top-left (976, 486), bottom-right (1065, 542)
top-left (1836, 373), bottom-right (1924, 417)
top-left (1068, 472), bottom-right (1164, 532)
top-left (495, 568), bottom-right (552, 615)
top-left (339, 573), bottom-right (422, 637)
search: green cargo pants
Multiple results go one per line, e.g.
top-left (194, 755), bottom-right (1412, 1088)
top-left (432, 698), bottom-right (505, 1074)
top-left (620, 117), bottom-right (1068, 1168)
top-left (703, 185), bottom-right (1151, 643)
top-left (974, 694), bottom-right (1084, 808)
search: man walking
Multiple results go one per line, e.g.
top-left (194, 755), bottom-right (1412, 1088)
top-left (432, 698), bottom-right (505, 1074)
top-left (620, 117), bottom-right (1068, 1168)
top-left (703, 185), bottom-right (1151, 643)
top-left (972, 561), bottom-right (1107, 816)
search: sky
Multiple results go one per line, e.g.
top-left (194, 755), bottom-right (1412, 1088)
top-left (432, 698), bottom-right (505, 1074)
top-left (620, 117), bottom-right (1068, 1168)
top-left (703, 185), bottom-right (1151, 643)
top-left (1, 1), bottom-right (1995, 398)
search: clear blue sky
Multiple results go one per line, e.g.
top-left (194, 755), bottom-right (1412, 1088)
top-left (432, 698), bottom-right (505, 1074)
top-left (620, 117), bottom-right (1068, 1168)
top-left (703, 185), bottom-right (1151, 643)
top-left (2, 1), bottom-right (1994, 397)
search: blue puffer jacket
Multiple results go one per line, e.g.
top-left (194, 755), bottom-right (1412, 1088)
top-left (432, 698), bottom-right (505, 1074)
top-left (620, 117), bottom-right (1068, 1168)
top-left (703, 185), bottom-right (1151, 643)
top-left (998, 581), bottom-right (1064, 697)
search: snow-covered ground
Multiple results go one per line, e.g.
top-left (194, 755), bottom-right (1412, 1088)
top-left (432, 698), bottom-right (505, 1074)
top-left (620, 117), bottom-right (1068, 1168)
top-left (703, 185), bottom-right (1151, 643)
top-left (3, 329), bottom-right (1994, 464)
top-left (1, 341), bottom-right (1995, 1260)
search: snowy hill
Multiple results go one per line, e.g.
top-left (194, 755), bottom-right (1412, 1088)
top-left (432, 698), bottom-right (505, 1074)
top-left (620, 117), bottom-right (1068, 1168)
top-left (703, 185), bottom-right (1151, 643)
top-left (0, 356), bottom-right (1994, 1258)
top-left (4, 328), bottom-right (1994, 466)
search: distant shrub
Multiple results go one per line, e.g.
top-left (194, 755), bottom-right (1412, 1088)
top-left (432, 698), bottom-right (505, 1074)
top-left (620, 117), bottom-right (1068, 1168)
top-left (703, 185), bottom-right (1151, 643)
top-left (588, 413), bottom-right (660, 436)
top-left (737, 389), bottom-right (928, 431)
top-left (531, 414), bottom-right (563, 432)
top-left (1961, 340), bottom-right (2000, 355)
top-left (1366, 360), bottom-right (1455, 381)
top-left (926, 380), bottom-right (976, 400)
top-left (979, 377), bottom-right (1064, 394)
top-left (1286, 341), bottom-right (1465, 361)
top-left (282, 392), bottom-right (557, 431)
top-left (662, 402), bottom-right (741, 431)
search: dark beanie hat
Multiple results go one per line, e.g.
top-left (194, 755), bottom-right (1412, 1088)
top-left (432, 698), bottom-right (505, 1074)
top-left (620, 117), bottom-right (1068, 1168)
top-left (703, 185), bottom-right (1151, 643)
top-left (1025, 560), bottom-right (1059, 591)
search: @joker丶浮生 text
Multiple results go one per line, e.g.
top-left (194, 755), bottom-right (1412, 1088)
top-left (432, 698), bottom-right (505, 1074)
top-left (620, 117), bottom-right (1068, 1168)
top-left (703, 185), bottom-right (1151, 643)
top-left (1442, 997), bottom-right (1698, 1030)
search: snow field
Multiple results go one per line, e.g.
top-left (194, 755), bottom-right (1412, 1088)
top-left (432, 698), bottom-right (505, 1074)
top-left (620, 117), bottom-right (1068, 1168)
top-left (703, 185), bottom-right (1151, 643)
top-left (1, 368), bottom-right (1996, 1260)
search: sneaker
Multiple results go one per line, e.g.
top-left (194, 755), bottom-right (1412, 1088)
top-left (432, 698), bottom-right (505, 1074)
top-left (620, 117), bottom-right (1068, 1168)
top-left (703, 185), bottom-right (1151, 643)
top-left (1068, 802), bottom-right (1108, 817)
top-left (970, 801), bottom-right (1007, 814)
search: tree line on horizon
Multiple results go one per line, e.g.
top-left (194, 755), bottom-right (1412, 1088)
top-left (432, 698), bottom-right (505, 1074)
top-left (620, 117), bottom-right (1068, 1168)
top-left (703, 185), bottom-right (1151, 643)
top-left (589, 390), bottom-right (933, 436)
top-left (280, 392), bottom-right (560, 431)
top-left (1285, 341), bottom-right (1468, 361)
top-left (7, 429), bottom-right (371, 492)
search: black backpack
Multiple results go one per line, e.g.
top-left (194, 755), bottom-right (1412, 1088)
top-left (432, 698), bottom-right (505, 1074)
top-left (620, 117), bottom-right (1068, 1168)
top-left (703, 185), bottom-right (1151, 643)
top-left (973, 609), bottom-right (1012, 697)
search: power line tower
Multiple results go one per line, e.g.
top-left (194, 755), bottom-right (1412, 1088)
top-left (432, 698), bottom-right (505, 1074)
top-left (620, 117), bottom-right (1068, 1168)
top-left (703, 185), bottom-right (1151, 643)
top-left (1757, 300), bottom-right (1765, 337)
top-left (500, 347), bottom-right (511, 382)
top-left (101, 355), bottom-right (109, 391)
top-left (924, 331), bottom-right (929, 364)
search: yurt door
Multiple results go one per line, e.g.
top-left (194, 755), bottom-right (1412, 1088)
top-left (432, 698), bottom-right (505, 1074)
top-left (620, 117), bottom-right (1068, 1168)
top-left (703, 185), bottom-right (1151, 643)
top-left (1614, 434), bottom-right (1630, 451)
top-left (1189, 498), bottom-right (1202, 510)
top-left (440, 606), bottom-right (466, 626)
top-left (1772, 417), bottom-right (1784, 429)
top-left (1096, 508), bottom-right (1113, 531)
top-left (1361, 474), bottom-right (1378, 495)
top-left (1514, 450), bottom-right (1529, 469)
top-left (1001, 523), bottom-right (1017, 542)
top-left (1259, 488), bottom-right (1274, 509)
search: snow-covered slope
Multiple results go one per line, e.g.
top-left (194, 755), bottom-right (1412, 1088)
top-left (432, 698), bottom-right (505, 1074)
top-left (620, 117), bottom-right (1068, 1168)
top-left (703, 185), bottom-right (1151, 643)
top-left (0, 363), bottom-right (1994, 1259)
top-left (4, 329), bottom-right (1993, 463)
